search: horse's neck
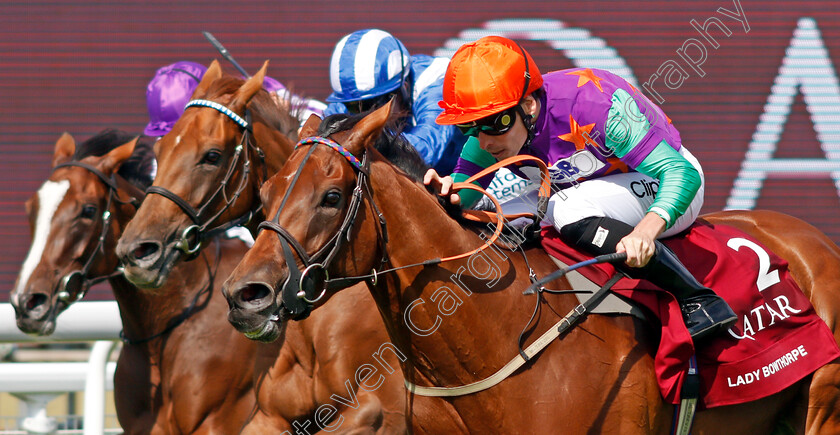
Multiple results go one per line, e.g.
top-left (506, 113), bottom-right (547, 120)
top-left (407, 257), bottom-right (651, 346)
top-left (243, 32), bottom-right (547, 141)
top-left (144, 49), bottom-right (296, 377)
top-left (366, 161), bottom-right (551, 387)
top-left (108, 200), bottom-right (195, 345)
top-left (108, 248), bottom-right (211, 354)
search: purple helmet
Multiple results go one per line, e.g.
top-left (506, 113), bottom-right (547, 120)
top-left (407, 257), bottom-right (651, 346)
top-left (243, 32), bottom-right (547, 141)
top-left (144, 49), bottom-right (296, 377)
top-left (262, 75), bottom-right (287, 93)
top-left (144, 61), bottom-right (207, 137)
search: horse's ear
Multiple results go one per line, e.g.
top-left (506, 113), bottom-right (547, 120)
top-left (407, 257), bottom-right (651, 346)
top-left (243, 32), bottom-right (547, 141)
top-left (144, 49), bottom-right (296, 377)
top-left (230, 60), bottom-right (268, 112)
top-left (298, 115), bottom-right (322, 141)
top-left (98, 137), bottom-right (139, 175)
top-left (343, 100), bottom-right (393, 156)
top-left (193, 60), bottom-right (222, 98)
top-left (52, 132), bottom-right (76, 167)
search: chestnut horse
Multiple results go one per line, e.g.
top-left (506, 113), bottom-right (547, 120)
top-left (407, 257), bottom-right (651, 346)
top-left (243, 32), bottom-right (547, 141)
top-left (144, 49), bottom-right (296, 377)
top-left (222, 102), bottom-right (840, 433)
top-left (10, 130), bottom-right (258, 434)
top-left (115, 63), bottom-right (460, 433)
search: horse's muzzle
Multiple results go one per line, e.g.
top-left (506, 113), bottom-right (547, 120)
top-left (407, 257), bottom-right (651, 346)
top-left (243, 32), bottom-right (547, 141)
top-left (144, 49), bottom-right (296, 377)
top-left (12, 294), bottom-right (60, 336)
top-left (117, 238), bottom-right (180, 288)
top-left (224, 281), bottom-right (285, 340)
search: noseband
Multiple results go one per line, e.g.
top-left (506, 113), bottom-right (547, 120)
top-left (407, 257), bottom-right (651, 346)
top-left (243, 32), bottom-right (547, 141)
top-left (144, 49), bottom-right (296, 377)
top-left (51, 161), bottom-right (142, 305)
top-left (257, 136), bottom-right (387, 319)
top-left (144, 99), bottom-right (266, 258)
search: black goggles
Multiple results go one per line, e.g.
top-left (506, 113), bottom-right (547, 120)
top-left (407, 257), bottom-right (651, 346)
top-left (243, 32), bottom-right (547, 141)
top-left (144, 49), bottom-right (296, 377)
top-left (456, 106), bottom-right (518, 137)
top-left (344, 92), bottom-right (397, 114)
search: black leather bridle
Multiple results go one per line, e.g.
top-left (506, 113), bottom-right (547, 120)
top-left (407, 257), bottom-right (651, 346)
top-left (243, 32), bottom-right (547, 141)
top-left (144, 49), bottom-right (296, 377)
top-left (144, 99), bottom-right (266, 259)
top-left (50, 161), bottom-right (142, 305)
top-left (257, 136), bottom-right (388, 319)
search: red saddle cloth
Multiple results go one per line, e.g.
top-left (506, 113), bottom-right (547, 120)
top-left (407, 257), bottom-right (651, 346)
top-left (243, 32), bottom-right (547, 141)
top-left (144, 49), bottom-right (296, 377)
top-left (541, 220), bottom-right (840, 408)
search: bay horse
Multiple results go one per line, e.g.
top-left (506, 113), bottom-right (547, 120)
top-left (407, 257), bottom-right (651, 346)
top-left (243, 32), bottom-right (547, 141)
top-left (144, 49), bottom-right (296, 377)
top-left (10, 130), bottom-right (258, 434)
top-left (115, 63), bottom-right (461, 433)
top-left (117, 59), bottom-right (299, 288)
top-left (222, 102), bottom-right (840, 433)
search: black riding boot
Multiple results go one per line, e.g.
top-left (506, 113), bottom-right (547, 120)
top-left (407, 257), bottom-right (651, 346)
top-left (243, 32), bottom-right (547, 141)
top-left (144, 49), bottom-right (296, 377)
top-left (560, 216), bottom-right (737, 341)
top-left (639, 242), bottom-right (737, 340)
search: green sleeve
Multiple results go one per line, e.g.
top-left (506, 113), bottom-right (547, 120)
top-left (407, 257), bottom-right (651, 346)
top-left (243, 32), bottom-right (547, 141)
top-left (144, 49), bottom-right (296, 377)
top-left (605, 88), bottom-right (700, 228)
top-left (605, 88), bottom-right (650, 158)
top-left (635, 141), bottom-right (701, 228)
top-left (451, 136), bottom-right (496, 209)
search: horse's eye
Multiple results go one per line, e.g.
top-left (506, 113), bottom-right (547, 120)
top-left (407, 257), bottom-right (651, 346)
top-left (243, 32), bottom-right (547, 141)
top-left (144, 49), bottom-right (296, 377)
top-left (80, 204), bottom-right (97, 220)
top-left (200, 150), bottom-right (222, 165)
top-left (321, 191), bottom-right (342, 207)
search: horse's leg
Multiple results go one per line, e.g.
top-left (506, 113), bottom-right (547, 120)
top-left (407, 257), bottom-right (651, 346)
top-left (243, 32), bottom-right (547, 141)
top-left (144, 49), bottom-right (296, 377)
top-left (804, 361), bottom-right (840, 434)
top-left (239, 412), bottom-right (293, 435)
top-left (306, 392), bottom-right (386, 435)
top-left (691, 382), bottom-right (801, 434)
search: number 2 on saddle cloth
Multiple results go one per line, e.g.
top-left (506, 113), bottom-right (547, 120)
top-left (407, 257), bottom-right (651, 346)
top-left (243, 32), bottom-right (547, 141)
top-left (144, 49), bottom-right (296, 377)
top-left (540, 219), bottom-right (840, 408)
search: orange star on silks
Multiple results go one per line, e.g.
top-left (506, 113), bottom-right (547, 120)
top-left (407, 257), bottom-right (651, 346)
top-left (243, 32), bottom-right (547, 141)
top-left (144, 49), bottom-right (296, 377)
top-left (565, 68), bottom-right (605, 93)
top-left (628, 82), bottom-right (639, 94)
top-left (558, 115), bottom-right (596, 150)
top-left (604, 157), bottom-right (631, 175)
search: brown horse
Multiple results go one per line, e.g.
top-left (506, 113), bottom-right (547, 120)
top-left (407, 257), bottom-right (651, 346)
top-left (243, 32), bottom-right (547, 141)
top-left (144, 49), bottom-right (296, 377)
top-left (222, 102), bottom-right (840, 433)
top-left (115, 64), bottom-right (457, 433)
top-left (117, 60), bottom-right (299, 288)
top-left (11, 130), bottom-right (258, 434)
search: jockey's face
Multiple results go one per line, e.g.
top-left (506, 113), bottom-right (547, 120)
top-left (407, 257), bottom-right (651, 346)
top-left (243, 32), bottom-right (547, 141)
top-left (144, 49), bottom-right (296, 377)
top-left (476, 96), bottom-right (539, 161)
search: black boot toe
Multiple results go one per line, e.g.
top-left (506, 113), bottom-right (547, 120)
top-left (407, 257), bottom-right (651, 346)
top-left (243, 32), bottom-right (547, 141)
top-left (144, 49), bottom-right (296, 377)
top-left (681, 295), bottom-right (738, 341)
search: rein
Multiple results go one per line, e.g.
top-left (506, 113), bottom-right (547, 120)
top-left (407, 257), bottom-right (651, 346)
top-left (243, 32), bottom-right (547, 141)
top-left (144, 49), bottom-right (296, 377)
top-left (50, 161), bottom-right (143, 306)
top-left (405, 253), bottom-right (627, 397)
top-left (144, 99), bottom-right (266, 258)
top-left (258, 135), bottom-right (553, 319)
top-left (325, 154), bottom-right (553, 288)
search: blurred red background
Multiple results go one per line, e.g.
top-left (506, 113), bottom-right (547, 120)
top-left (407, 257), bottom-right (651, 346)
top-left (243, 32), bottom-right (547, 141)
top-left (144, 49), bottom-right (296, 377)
top-left (2, 1), bottom-right (838, 300)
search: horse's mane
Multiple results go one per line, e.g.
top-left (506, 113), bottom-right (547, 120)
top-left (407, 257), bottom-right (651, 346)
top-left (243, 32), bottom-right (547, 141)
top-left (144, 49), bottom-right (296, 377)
top-left (199, 75), bottom-right (299, 141)
top-left (72, 128), bottom-right (155, 190)
top-left (317, 112), bottom-right (429, 182)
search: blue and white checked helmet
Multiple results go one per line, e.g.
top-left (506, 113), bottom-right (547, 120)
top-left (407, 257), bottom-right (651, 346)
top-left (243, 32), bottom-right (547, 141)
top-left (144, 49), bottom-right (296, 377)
top-left (327, 29), bottom-right (411, 103)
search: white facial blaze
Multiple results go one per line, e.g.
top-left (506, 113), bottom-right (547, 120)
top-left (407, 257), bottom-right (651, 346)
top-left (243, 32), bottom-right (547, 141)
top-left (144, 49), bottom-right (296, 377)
top-left (13, 180), bottom-right (71, 300)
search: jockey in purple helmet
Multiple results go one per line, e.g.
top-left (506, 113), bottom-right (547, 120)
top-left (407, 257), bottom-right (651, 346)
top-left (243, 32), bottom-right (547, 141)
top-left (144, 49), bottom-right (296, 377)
top-left (144, 61), bottom-right (208, 138)
top-left (144, 62), bottom-right (325, 139)
top-left (324, 29), bottom-right (467, 174)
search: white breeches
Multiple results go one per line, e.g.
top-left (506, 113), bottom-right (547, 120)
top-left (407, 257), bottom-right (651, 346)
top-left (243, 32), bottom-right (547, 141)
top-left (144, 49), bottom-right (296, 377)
top-left (490, 147), bottom-right (704, 239)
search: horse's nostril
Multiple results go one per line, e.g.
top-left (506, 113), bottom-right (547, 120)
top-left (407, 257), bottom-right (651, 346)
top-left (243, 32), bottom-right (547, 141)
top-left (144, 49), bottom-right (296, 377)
top-left (239, 283), bottom-right (271, 303)
top-left (133, 242), bottom-right (159, 260)
top-left (25, 294), bottom-right (48, 311)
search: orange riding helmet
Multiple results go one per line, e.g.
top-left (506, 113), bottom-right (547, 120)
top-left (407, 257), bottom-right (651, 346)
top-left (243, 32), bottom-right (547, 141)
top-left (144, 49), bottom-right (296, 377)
top-left (437, 36), bottom-right (543, 125)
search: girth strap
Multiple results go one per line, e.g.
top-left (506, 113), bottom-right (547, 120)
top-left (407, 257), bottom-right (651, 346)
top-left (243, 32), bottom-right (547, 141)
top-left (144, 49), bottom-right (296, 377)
top-left (405, 268), bottom-right (624, 397)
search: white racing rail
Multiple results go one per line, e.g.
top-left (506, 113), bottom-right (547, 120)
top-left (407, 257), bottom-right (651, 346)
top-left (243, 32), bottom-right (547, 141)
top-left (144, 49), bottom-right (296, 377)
top-left (0, 301), bottom-right (121, 435)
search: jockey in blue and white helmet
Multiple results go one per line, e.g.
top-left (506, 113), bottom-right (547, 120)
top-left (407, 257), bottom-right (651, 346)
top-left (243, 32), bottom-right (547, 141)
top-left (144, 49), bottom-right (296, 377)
top-left (324, 29), bottom-right (466, 174)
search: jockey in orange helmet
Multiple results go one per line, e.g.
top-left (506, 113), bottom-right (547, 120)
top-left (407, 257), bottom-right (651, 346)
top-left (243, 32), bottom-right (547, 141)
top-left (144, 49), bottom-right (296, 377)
top-left (424, 36), bottom-right (736, 341)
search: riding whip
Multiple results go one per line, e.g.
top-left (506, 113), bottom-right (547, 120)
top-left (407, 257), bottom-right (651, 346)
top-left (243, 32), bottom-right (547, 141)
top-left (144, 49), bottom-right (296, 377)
top-left (202, 31), bottom-right (250, 78)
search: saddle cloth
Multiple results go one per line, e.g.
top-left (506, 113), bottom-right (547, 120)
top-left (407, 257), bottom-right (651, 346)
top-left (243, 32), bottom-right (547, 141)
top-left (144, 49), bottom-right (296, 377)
top-left (540, 220), bottom-right (840, 408)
